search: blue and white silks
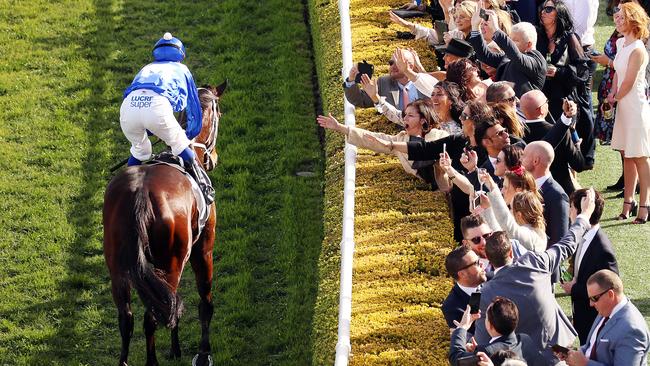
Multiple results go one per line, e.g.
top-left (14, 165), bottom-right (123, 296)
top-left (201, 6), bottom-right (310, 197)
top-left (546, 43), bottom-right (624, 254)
top-left (123, 61), bottom-right (202, 140)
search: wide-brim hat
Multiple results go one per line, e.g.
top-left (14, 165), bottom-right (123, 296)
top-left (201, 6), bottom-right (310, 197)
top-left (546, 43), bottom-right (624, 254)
top-left (435, 38), bottom-right (474, 58)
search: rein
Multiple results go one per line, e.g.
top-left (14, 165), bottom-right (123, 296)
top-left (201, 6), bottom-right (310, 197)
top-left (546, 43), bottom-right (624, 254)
top-left (192, 88), bottom-right (220, 171)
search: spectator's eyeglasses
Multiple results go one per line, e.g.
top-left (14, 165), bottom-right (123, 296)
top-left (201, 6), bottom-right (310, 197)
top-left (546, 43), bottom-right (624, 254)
top-left (589, 287), bottom-right (613, 303)
top-left (613, 6), bottom-right (621, 14)
top-left (458, 259), bottom-right (481, 271)
top-left (468, 232), bottom-right (492, 244)
top-left (488, 128), bottom-right (509, 140)
top-left (542, 6), bottom-right (556, 14)
top-left (536, 99), bottom-right (549, 109)
top-left (388, 60), bottom-right (395, 66)
top-left (504, 95), bottom-right (517, 103)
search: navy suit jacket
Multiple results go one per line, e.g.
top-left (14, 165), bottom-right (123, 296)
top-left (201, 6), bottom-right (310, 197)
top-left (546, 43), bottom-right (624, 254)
top-left (442, 283), bottom-right (473, 333)
top-left (449, 329), bottom-right (541, 366)
top-left (539, 176), bottom-right (569, 247)
top-left (570, 229), bottom-right (618, 344)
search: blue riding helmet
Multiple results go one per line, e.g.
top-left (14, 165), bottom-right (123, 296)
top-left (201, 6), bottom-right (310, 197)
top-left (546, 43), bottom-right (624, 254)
top-left (152, 32), bottom-right (186, 62)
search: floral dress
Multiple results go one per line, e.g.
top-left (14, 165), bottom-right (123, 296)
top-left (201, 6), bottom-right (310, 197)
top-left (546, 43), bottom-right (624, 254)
top-left (595, 31), bottom-right (622, 144)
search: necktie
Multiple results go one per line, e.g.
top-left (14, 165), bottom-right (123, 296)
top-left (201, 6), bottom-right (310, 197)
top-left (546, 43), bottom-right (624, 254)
top-left (589, 316), bottom-right (609, 360)
top-left (402, 86), bottom-right (410, 111)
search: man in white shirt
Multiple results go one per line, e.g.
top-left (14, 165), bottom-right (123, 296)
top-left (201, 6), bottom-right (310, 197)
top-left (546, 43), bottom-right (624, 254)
top-left (560, 189), bottom-right (618, 344)
top-left (563, 270), bottom-right (649, 366)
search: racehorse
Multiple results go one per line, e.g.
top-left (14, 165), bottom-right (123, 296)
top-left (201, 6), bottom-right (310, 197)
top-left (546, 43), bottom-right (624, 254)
top-left (103, 82), bottom-right (226, 366)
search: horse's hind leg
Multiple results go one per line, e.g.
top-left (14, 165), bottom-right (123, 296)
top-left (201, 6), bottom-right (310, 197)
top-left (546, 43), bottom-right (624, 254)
top-left (111, 278), bottom-right (134, 366)
top-left (170, 314), bottom-right (181, 359)
top-left (144, 309), bottom-right (159, 366)
top-left (190, 247), bottom-right (214, 365)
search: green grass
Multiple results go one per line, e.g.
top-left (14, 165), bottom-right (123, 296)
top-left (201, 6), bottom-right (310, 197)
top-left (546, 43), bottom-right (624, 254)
top-left (0, 0), bottom-right (323, 365)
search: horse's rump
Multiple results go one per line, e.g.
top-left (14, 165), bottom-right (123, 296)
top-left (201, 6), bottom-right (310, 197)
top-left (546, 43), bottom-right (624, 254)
top-left (104, 165), bottom-right (195, 327)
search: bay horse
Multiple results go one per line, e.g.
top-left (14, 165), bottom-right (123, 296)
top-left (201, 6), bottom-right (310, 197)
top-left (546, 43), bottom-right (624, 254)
top-left (103, 82), bottom-right (226, 366)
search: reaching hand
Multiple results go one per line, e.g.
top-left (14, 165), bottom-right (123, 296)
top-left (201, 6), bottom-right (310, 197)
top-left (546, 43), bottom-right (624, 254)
top-left (562, 99), bottom-right (577, 118)
top-left (389, 10), bottom-right (412, 29)
top-left (486, 8), bottom-right (499, 34)
top-left (360, 74), bottom-right (379, 102)
top-left (476, 352), bottom-right (495, 366)
top-left (465, 337), bottom-right (479, 353)
top-left (408, 47), bottom-right (426, 73)
top-left (590, 54), bottom-right (611, 67)
top-left (460, 150), bottom-right (478, 172)
top-left (471, 0), bottom-right (482, 31)
top-left (316, 113), bottom-right (341, 131)
top-left (393, 48), bottom-right (410, 73)
top-left (479, 192), bottom-right (491, 210)
top-left (348, 65), bottom-right (359, 83)
top-left (439, 151), bottom-right (453, 173)
top-left (478, 169), bottom-right (495, 191)
top-left (452, 305), bottom-right (480, 330)
top-left (561, 278), bottom-right (575, 295)
top-left (580, 188), bottom-right (596, 219)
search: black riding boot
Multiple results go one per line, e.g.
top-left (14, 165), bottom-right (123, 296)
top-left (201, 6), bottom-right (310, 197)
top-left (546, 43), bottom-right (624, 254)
top-left (184, 159), bottom-right (215, 205)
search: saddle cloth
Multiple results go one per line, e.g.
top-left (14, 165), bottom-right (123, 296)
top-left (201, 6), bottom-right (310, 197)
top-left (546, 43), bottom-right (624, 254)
top-left (146, 152), bottom-right (210, 234)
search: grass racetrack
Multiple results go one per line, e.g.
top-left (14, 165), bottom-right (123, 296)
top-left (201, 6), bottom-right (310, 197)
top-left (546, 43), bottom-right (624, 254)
top-left (0, 0), bottom-right (323, 364)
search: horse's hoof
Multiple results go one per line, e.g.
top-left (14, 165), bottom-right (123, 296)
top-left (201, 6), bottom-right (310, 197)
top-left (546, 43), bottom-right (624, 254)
top-left (192, 353), bottom-right (213, 366)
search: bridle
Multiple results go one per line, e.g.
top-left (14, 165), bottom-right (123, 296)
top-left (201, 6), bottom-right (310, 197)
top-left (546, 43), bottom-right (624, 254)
top-left (192, 88), bottom-right (221, 171)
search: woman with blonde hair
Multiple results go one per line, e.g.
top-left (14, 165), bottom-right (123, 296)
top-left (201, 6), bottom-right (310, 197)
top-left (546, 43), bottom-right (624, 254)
top-left (491, 102), bottom-right (524, 138)
top-left (478, 169), bottom-right (546, 252)
top-left (607, 2), bottom-right (650, 223)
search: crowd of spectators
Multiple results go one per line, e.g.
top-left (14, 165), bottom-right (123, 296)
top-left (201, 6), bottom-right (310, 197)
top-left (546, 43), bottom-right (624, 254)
top-left (318, 0), bottom-right (650, 364)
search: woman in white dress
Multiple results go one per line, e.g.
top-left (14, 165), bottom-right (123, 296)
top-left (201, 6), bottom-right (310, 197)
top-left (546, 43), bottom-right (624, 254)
top-left (608, 2), bottom-right (650, 224)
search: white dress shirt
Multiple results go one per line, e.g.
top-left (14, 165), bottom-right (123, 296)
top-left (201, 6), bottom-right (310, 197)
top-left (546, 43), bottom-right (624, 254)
top-left (564, 0), bottom-right (599, 47)
top-left (584, 297), bottom-right (628, 356)
top-left (574, 224), bottom-right (600, 274)
top-left (458, 284), bottom-right (478, 297)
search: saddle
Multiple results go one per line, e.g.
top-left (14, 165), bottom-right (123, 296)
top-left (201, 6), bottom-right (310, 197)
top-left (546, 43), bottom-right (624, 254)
top-left (147, 152), bottom-right (213, 233)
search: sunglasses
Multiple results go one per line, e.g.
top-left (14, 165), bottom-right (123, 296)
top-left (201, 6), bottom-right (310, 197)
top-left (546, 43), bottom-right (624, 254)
top-left (496, 157), bottom-right (502, 163)
top-left (458, 259), bottom-right (481, 271)
top-left (468, 232), bottom-right (492, 245)
top-left (504, 95), bottom-right (517, 103)
top-left (613, 6), bottom-right (620, 14)
top-left (542, 6), bottom-right (556, 13)
top-left (487, 128), bottom-right (508, 140)
top-left (589, 287), bottom-right (612, 303)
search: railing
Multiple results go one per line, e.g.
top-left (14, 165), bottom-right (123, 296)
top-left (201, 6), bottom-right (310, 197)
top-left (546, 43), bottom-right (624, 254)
top-left (334, 0), bottom-right (357, 364)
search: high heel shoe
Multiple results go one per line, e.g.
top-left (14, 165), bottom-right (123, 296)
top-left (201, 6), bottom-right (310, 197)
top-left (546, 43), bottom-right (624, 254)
top-left (632, 205), bottom-right (648, 224)
top-left (617, 201), bottom-right (638, 220)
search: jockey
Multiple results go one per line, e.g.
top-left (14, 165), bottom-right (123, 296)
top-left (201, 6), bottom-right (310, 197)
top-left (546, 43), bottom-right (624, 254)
top-left (120, 32), bottom-right (214, 205)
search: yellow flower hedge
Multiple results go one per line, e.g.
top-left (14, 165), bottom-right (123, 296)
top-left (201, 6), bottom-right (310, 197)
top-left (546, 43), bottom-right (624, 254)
top-left (308, 0), bottom-right (456, 364)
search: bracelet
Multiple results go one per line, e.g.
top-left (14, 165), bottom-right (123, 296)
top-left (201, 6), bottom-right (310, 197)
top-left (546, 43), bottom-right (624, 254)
top-left (389, 140), bottom-right (394, 151)
top-left (449, 175), bottom-right (456, 180)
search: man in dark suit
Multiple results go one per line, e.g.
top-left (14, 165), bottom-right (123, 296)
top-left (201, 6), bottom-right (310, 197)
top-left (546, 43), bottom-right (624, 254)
top-left (449, 297), bottom-right (540, 365)
top-left (443, 244), bottom-right (487, 334)
top-left (468, 5), bottom-right (546, 97)
top-left (521, 141), bottom-right (569, 247)
top-left (520, 90), bottom-right (589, 196)
top-left (474, 188), bottom-right (596, 364)
top-left (563, 270), bottom-right (650, 366)
top-left (560, 189), bottom-right (619, 344)
top-left (342, 49), bottom-right (431, 110)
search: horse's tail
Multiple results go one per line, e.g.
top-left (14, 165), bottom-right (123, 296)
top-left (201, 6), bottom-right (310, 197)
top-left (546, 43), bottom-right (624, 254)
top-left (123, 186), bottom-right (181, 328)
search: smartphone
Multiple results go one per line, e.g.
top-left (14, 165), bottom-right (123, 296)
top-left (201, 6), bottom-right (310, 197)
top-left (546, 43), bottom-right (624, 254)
top-left (479, 8), bottom-right (489, 21)
top-left (457, 354), bottom-right (480, 366)
top-left (434, 21), bottom-right (448, 45)
top-left (469, 292), bottom-right (481, 314)
top-left (443, 143), bottom-right (447, 156)
top-left (551, 344), bottom-right (570, 355)
top-left (355, 60), bottom-right (374, 83)
top-left (473, 191), bottom-right (484, 211)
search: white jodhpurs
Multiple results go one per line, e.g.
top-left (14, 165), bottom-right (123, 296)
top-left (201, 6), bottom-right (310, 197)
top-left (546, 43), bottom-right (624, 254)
top-left (120, 89), bottom-right (191, 161)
